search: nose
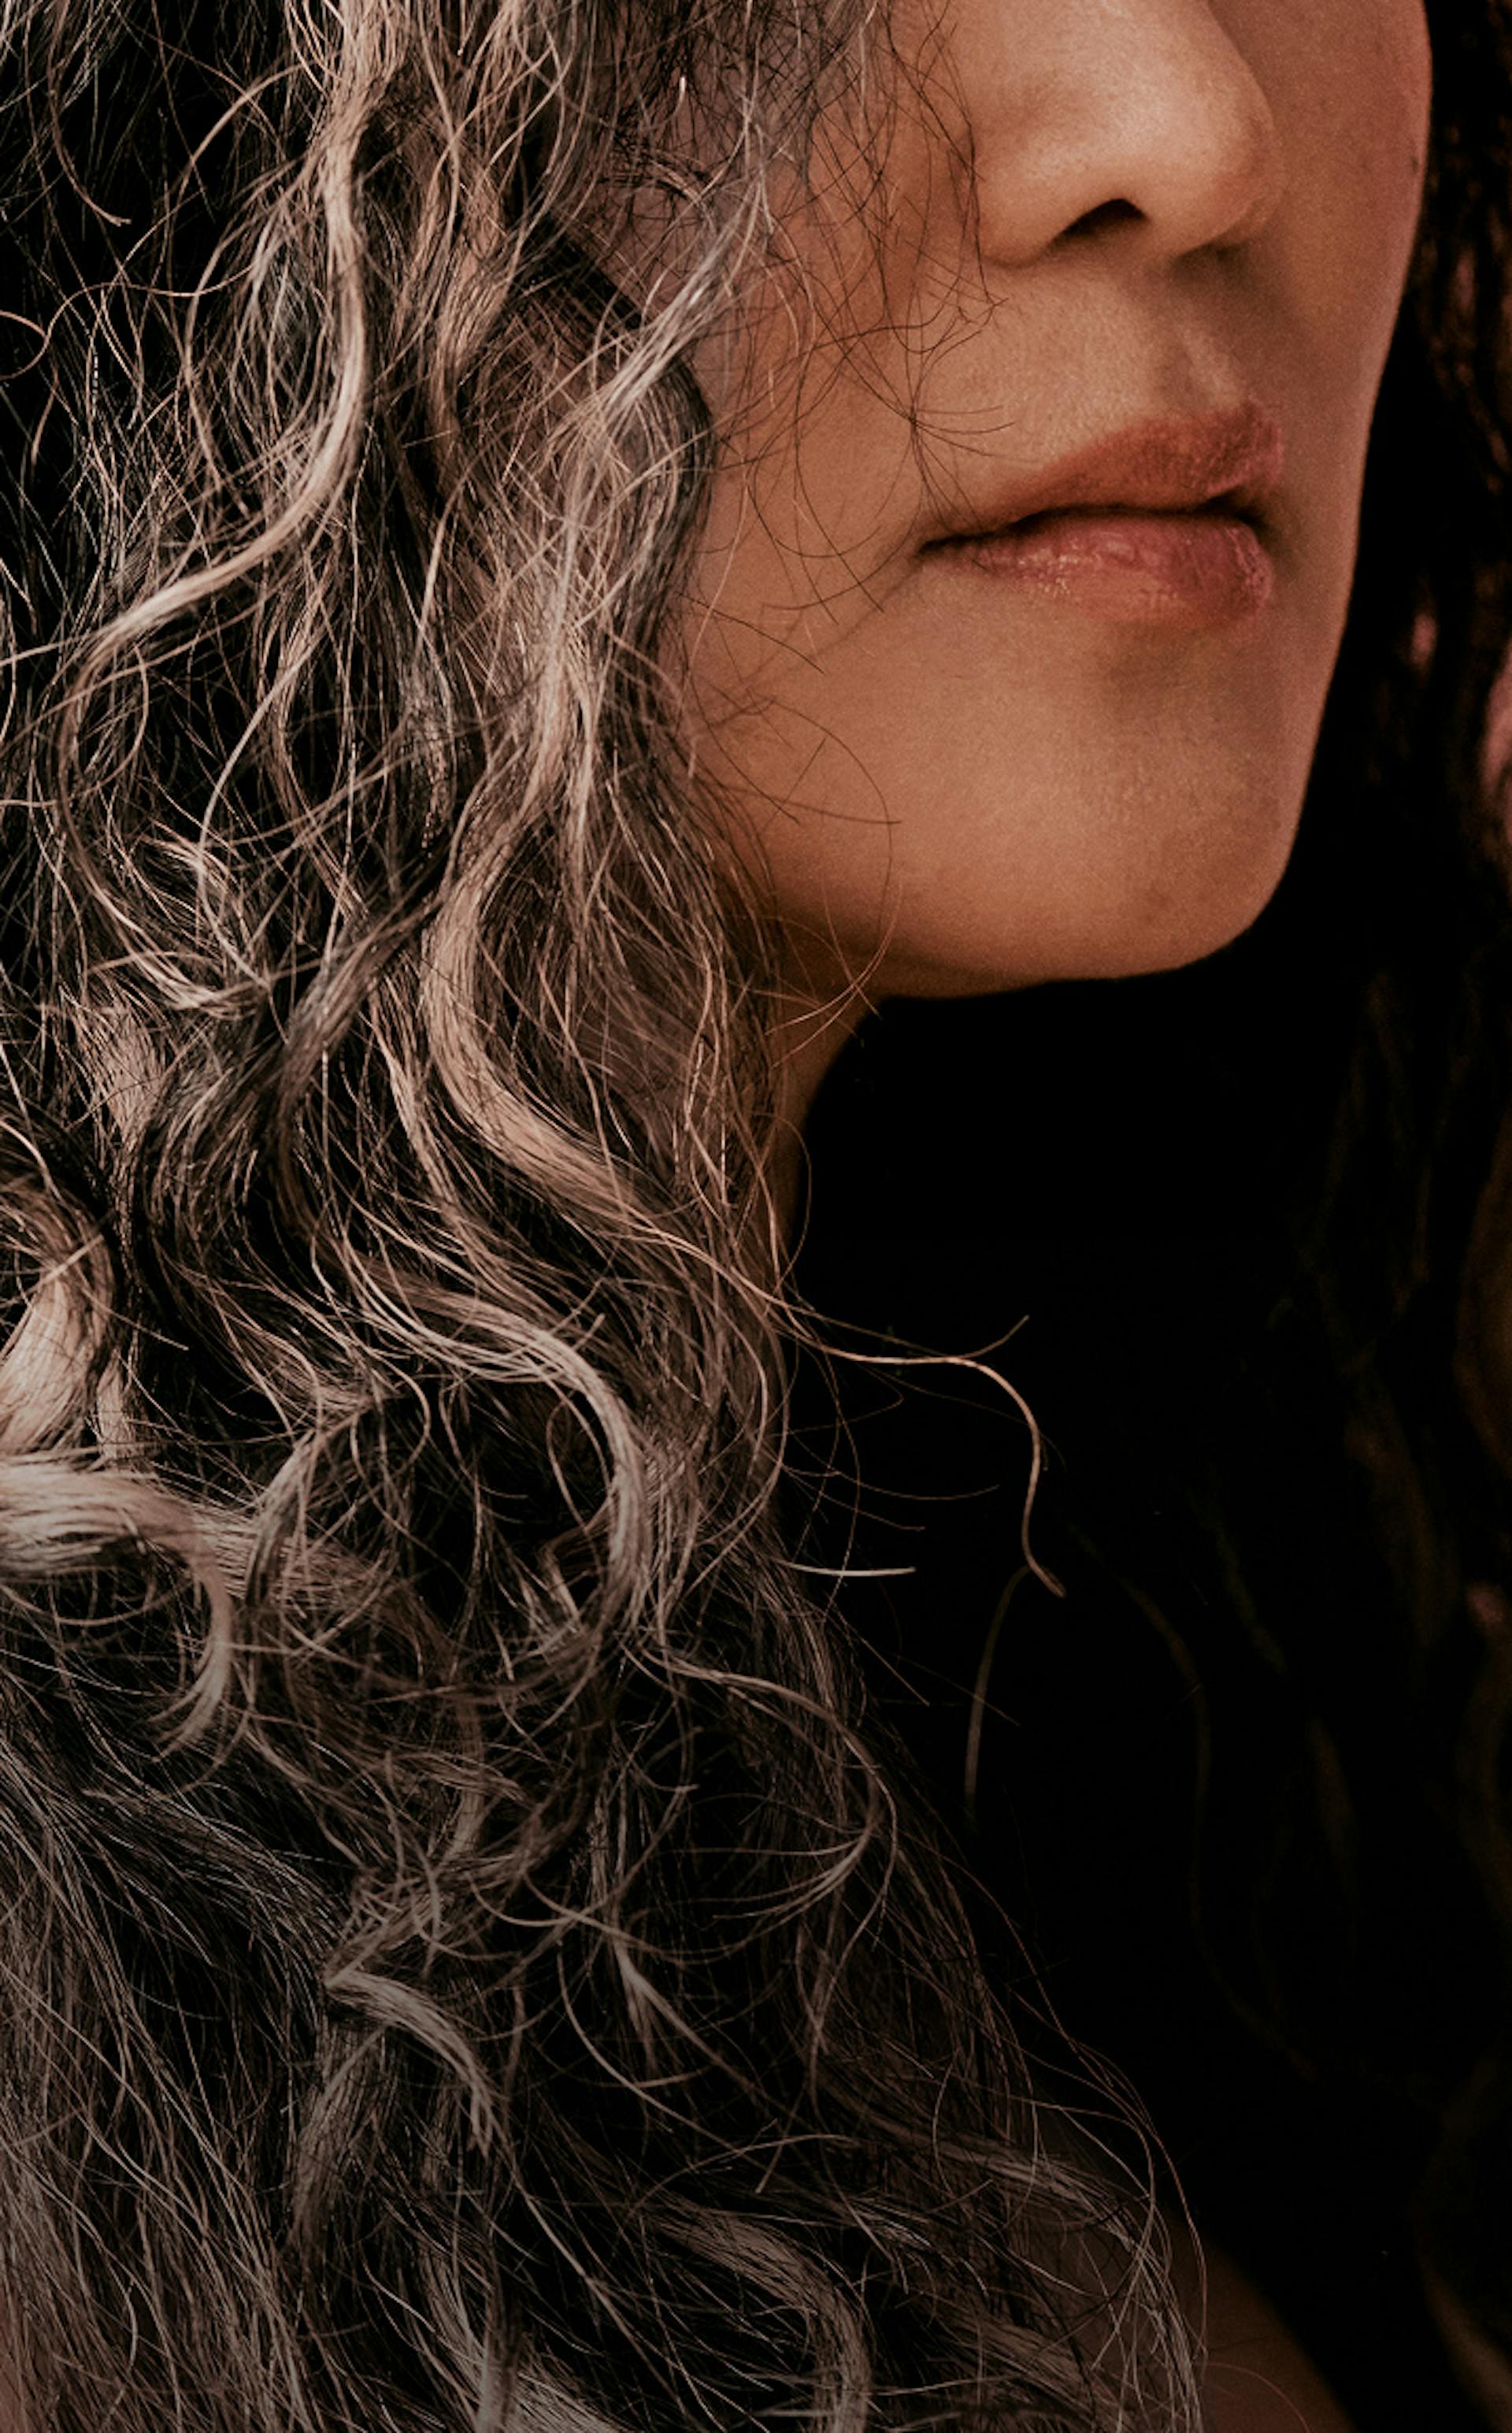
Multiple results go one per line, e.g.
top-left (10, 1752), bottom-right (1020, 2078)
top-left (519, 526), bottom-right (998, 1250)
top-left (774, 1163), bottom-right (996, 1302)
top-left (959, 0), bottom-right (1284, 269)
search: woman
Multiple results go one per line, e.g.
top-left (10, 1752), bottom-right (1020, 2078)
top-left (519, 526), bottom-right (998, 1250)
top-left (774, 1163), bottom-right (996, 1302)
top-left (0, 0), bottom-right (1506, 2423)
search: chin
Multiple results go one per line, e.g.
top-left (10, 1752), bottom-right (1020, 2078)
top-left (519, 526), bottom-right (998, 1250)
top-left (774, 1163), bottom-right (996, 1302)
top-left (1074, 862), bottom-right (1294, 981)
top-left (876, 796), bottom-right (1305, 999)
top-left (1107, 803), bottom-right (1305, 977)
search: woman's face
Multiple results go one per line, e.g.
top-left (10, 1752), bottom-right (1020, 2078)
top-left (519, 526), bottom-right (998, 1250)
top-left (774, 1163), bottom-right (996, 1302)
top-left (678, 0), bottom-right (1432, 1006)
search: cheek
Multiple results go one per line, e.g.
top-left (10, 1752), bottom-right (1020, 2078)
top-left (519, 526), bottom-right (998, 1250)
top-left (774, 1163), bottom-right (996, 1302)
top-left (1268, 0), bottom-right (1430, 335)
top-left (1244, 0), bottom-right (1429, 645)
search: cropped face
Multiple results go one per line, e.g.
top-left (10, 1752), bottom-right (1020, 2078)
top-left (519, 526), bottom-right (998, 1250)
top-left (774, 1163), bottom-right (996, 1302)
top-left (677, 0), bottom-right (1432, 1009)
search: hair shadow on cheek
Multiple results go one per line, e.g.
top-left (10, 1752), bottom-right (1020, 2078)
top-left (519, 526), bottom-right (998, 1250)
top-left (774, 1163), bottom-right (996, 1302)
top-left (784, 1), bottom-right (1046, 525)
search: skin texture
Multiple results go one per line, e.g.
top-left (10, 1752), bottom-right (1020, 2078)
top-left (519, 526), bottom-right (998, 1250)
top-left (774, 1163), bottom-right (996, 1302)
top-left (679, 0), bottom-right (1433, 1077)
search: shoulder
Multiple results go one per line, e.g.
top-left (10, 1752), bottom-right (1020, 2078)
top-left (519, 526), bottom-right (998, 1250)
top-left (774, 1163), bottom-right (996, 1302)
top-left (1424, 2267), bottom-right (1512, 2433)
top-left (1169, 2225), bottom-right (1359, 2433)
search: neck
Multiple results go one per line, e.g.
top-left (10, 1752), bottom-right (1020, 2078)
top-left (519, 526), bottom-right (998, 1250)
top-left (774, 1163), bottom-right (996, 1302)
top-left (768, 985), bottom-right (870, 1239)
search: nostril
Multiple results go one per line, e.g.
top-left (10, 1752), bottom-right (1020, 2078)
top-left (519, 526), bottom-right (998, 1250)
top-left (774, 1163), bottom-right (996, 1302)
top-left (1062, 197), bottom-right (1145, 244)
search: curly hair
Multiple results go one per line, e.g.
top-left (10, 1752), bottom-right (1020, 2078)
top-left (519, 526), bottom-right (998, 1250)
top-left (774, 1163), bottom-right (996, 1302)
top-left (0, 0), bottom-right (1510, 2427)
top-left (0, 0), bottom-right (1213, 2424)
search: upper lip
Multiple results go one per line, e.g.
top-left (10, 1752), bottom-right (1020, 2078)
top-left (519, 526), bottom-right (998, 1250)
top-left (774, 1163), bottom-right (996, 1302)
top-left (930, 402), bottom-right (1286, 541)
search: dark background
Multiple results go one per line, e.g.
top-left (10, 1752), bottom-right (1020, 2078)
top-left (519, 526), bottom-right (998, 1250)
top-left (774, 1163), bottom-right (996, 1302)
top-left (793, 876), bottom-right (1497, 2429)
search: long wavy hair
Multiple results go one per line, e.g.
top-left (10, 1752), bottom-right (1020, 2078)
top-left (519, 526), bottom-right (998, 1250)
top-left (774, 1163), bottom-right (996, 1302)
top-left (0, 0), bottom-right (1510, 2424)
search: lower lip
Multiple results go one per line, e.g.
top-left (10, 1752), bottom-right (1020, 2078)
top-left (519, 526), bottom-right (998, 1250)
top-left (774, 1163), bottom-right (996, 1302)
top-left (947, 510), bottom-right (1274, 628)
